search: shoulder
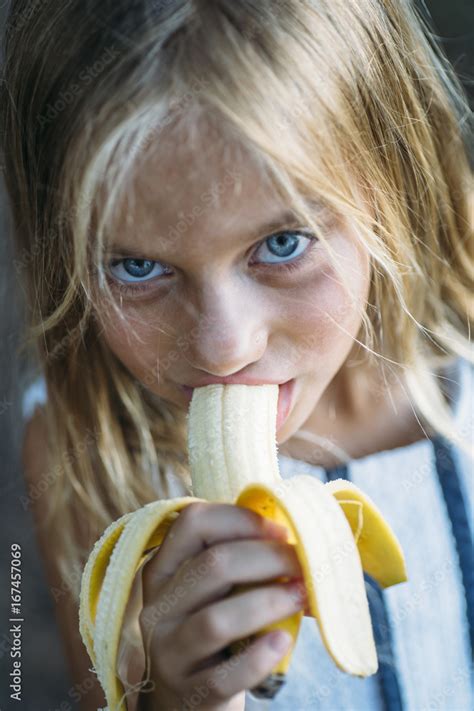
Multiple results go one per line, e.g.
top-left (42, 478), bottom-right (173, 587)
top-left (21, 405), bottom-right (53, 527)
top-left (22, 405), bottom-right (48, 482)
top-left (21, 408), bottom-right (106, 708)
top-left (21, 407), bottom-right (63, 581)
top-left (21, 403), bottom-right (92, 555)
top-left (453, 355), bottom-right (473, 423)
top-left (21, 374), bottom-right (49, 488)
top-left (446, 355), bottom-right (473, 456)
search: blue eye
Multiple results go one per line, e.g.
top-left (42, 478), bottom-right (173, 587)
top-left (107, 258), bottom-right (168, 284)
top-left (253, 230), bottom-right (317, 268)
top-left (106, 229), bottom-right (318, 294)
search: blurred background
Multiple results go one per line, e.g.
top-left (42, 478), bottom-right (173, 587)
top-left (0, 2), bottom-right (472, 709)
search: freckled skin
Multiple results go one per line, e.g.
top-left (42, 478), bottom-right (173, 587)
top-left (93, 118), bottom-right (422, 466)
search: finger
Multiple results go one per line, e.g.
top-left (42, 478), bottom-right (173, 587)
top-left (185, 628), bottom-right (294, 703)
top-left (177, 580), bottom-right (306, 670)
top-left (143, 539), bottom-right (303, 621)
top-left (142, 502), bottom-right (288, 595)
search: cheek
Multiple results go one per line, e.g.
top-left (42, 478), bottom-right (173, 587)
top-left (281, 240), bottom-right (370, 368)
top-left (93, 301), bottom-right (172, 382)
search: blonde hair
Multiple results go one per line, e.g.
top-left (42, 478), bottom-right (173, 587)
top-left (1, 0), bottom-right (472, 600)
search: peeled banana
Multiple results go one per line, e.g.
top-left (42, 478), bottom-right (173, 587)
top-left (79, 383), bottom-right (407, 710)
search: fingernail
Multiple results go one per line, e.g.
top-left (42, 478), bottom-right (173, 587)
top-left (267, 630), bottom-right (292, 653)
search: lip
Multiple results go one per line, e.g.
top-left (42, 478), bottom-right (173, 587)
top-left (181, 375), bottom-right (288, 387)
top-left (180, 378), bottom-right (296, 431)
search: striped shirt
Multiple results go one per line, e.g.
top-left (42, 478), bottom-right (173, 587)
top-left (22, 357), bottom-right (473, 710)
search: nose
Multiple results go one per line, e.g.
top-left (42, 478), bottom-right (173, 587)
top-left (185, 282), bottom-right (268, 376)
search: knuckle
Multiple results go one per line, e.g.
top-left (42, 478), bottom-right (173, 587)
top-left (203, 545), bottom-right (229, 581)
top-left (264, 584), bottom-right (289, 609)
top-left (236, 504), bottom-right (263, 529)
top-left (197, 608), bottom-right (227, 644)
top-left (177, 501), bottom-right (208, 531)
top-left (185, 546), bottom-right (228, 586)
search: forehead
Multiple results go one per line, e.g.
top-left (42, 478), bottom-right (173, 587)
top-left (108, 113), bottom-right (290, 256)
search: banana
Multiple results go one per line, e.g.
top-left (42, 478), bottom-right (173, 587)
top-left (188, 384), bottom-right (407, 696)
top-left (188, 383), bottom-right (281, 501)
top-left (79, 511), bottom-right (134, 668)
top-left (324, 478), bottom-right (407, 588)
top-left (79, 383), bottom-right (407, 710)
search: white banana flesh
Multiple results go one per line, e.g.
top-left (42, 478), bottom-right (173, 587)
top-left (188, 383), bottom-right (281, 501)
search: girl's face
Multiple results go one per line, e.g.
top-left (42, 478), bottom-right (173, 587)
top-left (94, 119), bottom-right (372, 443)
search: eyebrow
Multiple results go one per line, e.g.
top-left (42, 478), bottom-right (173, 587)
top-left (104, 204), bottom-right (322, 260)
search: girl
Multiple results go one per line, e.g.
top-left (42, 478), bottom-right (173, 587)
top-left (2, 0), bottom-right (472, 709)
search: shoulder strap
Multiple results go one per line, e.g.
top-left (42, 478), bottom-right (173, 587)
top-left (432, 434), bottom-right (474, 659)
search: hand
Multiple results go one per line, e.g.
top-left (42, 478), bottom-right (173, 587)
top-left (137, 501), bottom-right (306, 710)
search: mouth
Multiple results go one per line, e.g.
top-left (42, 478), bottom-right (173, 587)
top-left (180, 386), bottom-right (196, 403)
top-left (180, 378), bottom-right (296, 431)
top-left (276, 379), bottom-right (296, 431)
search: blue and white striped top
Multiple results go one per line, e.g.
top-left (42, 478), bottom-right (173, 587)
top-left (22, 357), bottom-right (473, 710)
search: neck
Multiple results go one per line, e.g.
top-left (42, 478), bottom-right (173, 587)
top-left (279, 347), bottom-right (430, 468)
